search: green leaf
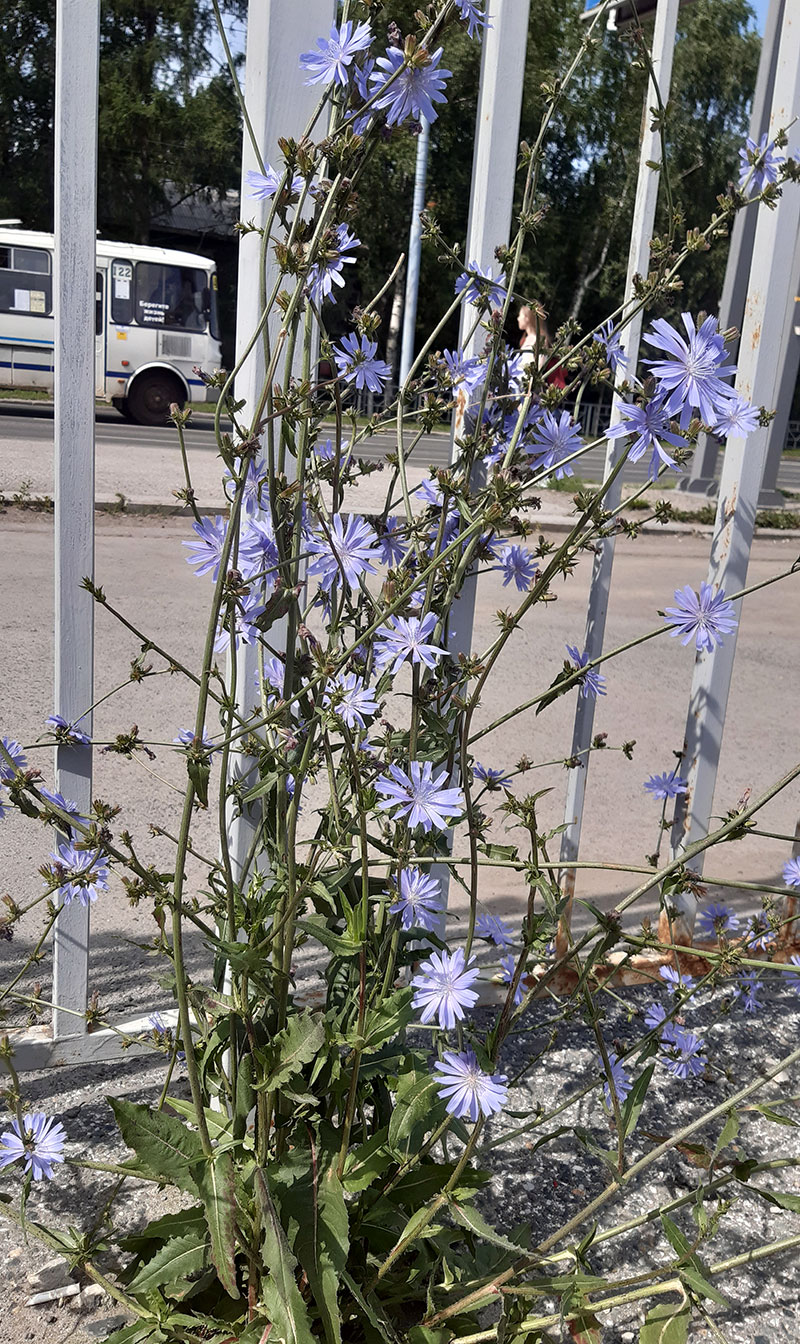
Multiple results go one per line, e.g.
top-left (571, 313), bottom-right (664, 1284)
top-left (341, 1268), bottom-right (401, 1344)
top-left (296, 916), bottom-right (361, 957)
top-left (108, 1098), bottom-right (203, 1194)
top-left (752, 1102), bottom-right (800, 1127)
top-left (740, 1182), bottom-right (800, 1213)
top-left (120, 1206), bottom-right (207, 1253)
top-left (165, 1096), bottom-right (231, 1142)
top-left (712, 1108), bottom-right (740, 1161)
top-left (126, 1234), bottom-right (209, 1294)
top-left (621, 1062), bottom-right (655, 1140)
top-left (679, 1265), bottom-right (728, 1306)
top-left (388, 1072), bottom-right (443, 1155)
top-left (568, 1311), bottom-right (602, 1343)
top-left (197, 1150), bottom-right (239, 1300)
top-left (361, 987), bottom-right (414, 1051)
top-left (269, 1149), bottom-right (349, 1344)
top-left (660, 1214), bottom-right (694, 1261)
top-left (258, 1011), bottom-right (325, 1093)
top-left (255, 1165), bottom-right (316, 1344)
top-left (389, 1163), bottom-right (487, 1211)
top-left (448, 1200), bottom-right (525, 1254)
top-left (639, 1299), bottom-right (691, 1344)
top-left (342, 1130), bottom-right (391, 1193)
top-left (104, 1327), bottom-right (166, 1344)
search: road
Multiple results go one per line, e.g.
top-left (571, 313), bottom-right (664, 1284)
top-left (3, 403), bottom-right (800, 505)
top-left (1, 509), bottom-right (799, 1029)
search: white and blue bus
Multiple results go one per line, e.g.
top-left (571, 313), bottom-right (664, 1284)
top-left (0, 226), bottom-right (223, 424)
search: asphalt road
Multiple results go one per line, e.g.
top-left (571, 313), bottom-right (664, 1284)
top-left (2, 509), bottom-right (799, 1029)
top-left (3, 402), bottom-right (800, 498)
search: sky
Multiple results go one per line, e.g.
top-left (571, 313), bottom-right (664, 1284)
top-left (585, 0), bottom-right (770, 30)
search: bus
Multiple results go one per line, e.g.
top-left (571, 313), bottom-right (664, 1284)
top-left (0, 226), bottom-right (223, 425)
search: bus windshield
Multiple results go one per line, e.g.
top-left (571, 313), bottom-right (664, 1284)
top-left (134, 262), bottom-right (212, 332)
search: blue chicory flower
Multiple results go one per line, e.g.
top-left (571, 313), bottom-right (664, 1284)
top-left (45, 716), bottom-right (92, 748)
top-left (782, 857), bottom-right (800, 888)
top-left (377, 517), bottom-right (407, 568)
top-left (246, 165), bottom-right (304, 200)
top-left (605, 398), bottom-right (686, 479)
top-left (323, 672), bottom-right (379, 731)
top-left (643, 769), bottom-right (688, 801)
top-left (183, 515), bottom-right (228, 580)
top-left (499, 954), bottom-right (524, 1006)
top-left (173, 728), bottom-right (217, 754)
top-left (455, 261), bottom-right (506, 308)
top-left (455, 1), bottom-right (489, 40)
top-left (738, 132), bottom-right (784, 195)
top-left (307, 514), bottom-right (380, 593)
top-left (0, 737), bottom-right (27, 780)
top-left (473, 763), bottom-right (512, 790)
top-left (712, 394), bottom-right (761, 440)
top-left (696, 902), bottom-right (740, 939)
top-left (45, 841), bottom-right (109, 907)
top-left (299, 20), bottom-right (372, 86)
top-left (566, 645), bottom-right (607, 699)
top-left (660, 1025), bottom-right (707, 1079)
top-left (0, 1112), bottom-right (66, 1181)
top-left (659, 965), bottom-right (696, 994)
top-left (475, 912), bottom-right (515, 948)
top-left (663, 582), bottom-right (738, 653)
top-left (736, 970), bottom-right (762, 1014)
top-left (499, 544), bottom-right (538, 592)
top-left (644, 314), bottom-right (737, 430)
top-left (389, 867), bottom-right (444, 932)
top-left (411, 948), bottom-right (480, 1028)
top-left (334, 332), bottom-right (392, 392)
top-left (308, 224), bottom-right (360, 303)
top-left (433, 1049), bottom-right (508, 1121)
top-left (528, 410), bottom-right (583, 480)
top-left (373, 612), bottom-right (445, 676)
top-left (376, 761), bottom-right (464, 833)
top-left (595, 319), bottom-right (626, 374)
top-left (369, 45), bottom-right (452, 126)
top-left (603, 1053), bottom-right (632, 1107)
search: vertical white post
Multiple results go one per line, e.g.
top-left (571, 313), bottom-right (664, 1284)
top-left (399, 117), bottom-right (431, 388)
top-left (557, 0), bottom-right (680, 946)
top-left (431, 0), bottom-right (531, 927)
top-left (52, 0), bottom-right (100, 1041)
top-left (225, 0), bottom-right (335, 886)
top-left (680, 0), bottom-right (785, 495)
top-left (668, 11), bottom-right (800, 939)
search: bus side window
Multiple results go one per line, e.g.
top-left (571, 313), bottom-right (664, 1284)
top-left (96, 272), bottom-right (104, 335)
top-left (0, 244), bottom-right (52, 315)
top-left (111, 260), bottom-right (134, 325)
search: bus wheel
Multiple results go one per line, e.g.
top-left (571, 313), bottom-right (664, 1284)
top-left (127, 372), bottom-right (185, 426)
top-left (112, 396), bottom-right (134, 420)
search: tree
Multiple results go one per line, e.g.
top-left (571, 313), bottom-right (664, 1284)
top-left (0, 0), bottom-right (244, 243)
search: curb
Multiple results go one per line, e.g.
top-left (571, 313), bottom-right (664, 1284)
top-left (4, 495), bottom-right (800, 539)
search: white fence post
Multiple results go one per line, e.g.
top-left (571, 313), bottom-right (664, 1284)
top-left (557, 0), bottom-right (680, 949)
top-left (668, 10), bottom-right (800, 938)
top-left (679, 0), bottom-right (785, 496)
top-left (429, 0), bottom-right (531, 930)
top-left (225, 0), bottom-right (335, 887)
top-left (52, 0), bottom-right (100, 1041)
top-left (399, 117), bottom-right (431, 388)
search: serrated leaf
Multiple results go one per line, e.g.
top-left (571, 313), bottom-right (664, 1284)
top-left (388, 1072), bottom-right (443, 1154)
top-left (255, 1165), bottom-right (316, 1344)
top-left (343, 1131), bottom-right (391, 1193)
top-left (361, 987), bottom-right (414, 1051)
top-left (197, 1150), bottom-right (238, 1299)
top-left (448, 1199), bottom-right (525, 1253)
top-left (639, 1299), bottom-right (691, 1344)
top-left (258, 1011), bottom-right (325, 1093)
top-left (296, 916), bottom-right (361, 956)
top-left (621, 1061), bottom-right (655, 1140)
top-left (127, 1233), bottom-right (209, 1294)
top-left (108, 1098), bottom-right (203, 1194)
top-left (341, 1268), bottom-right (400, 1344)
top-left (165, 1096), bottom-right (231, 1141)
top-left (269, 1149), bottom-right (349, 1344)
top-left (104, 1327), bottom-right (166, 1344)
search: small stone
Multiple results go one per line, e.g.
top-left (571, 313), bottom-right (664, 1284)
top-left (85, 1318), bottom-right (130, 1340)
top-left (26, 1284), bottom-right (81, 1307)
top-left (81, 1284), bottom-right (106, 1301)
top-left (26, 1256), bottom-right (75, 1291)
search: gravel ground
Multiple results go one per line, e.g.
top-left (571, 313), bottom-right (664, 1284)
top-left (1, 978), bottom-right (799, 1343)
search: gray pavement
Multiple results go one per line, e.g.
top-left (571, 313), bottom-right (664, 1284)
top-left (3, 403), bottom-right (800, 506)
top-left (1, 510), bottom-right (799, 1031)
